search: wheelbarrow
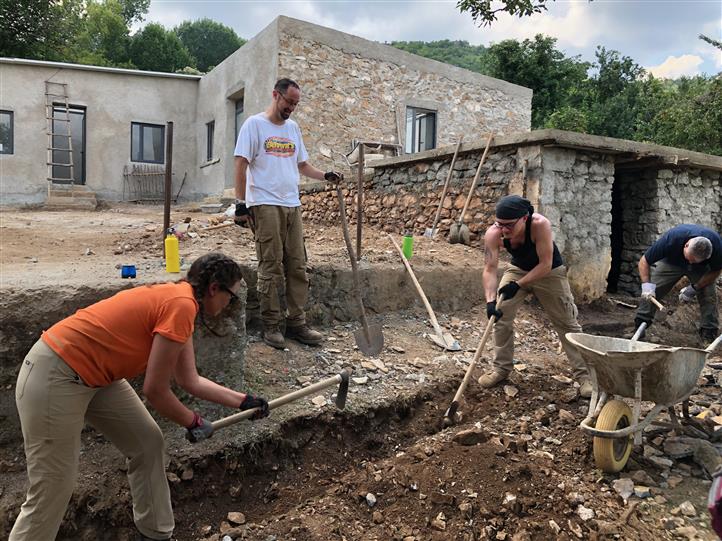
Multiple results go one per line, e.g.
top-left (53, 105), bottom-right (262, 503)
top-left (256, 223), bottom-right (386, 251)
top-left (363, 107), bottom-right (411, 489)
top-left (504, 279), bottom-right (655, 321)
top-left (566, 330), bottom-right (722, 473)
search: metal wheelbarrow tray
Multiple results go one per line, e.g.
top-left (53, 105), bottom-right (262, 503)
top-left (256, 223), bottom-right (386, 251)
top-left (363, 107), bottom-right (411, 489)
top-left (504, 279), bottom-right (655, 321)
top-left (565, 332), bottom-right (722, 473)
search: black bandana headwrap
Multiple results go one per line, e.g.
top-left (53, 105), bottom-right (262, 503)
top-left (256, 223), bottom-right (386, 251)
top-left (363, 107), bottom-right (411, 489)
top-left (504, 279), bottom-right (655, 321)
top-left (495, 195), bottom-right (534, 220)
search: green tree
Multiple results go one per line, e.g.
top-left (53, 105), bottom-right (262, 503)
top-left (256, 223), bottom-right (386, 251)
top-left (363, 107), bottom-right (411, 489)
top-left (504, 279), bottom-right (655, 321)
top-left (391, 40), bottom-right (489, 74)
top-left (71, 0), bottom-right (132, 67)
top-left (174, 18), bottom-right (244, 72)
top-left (129, 23), bottom-right (195, 72)
top-left (117, 0), bottom-right (150, 25)
top-left (0, 0), bottom-right (83, 60)
top-left (456, 0), bottom-right (551, 26)
top-left (484, 35), bottom-right (589, 128)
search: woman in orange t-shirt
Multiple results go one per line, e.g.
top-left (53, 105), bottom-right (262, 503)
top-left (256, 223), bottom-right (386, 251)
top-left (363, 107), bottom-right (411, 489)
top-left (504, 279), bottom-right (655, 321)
top-left (10, 252), bottom-right (269, 541)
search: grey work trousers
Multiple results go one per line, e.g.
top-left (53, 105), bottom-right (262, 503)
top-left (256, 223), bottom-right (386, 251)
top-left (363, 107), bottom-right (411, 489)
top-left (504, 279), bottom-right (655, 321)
top-left (636, 258), bottom-right (719, 332)
top-left (493, 265), bottom-right (588, 381)
top-left (10, 340), bottom-right (173, 541)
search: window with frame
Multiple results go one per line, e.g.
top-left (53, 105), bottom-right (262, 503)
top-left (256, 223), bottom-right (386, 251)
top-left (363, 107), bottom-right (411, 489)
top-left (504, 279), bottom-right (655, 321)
top-left (206, 120), bottom-right (215, 161)
top-left (405, 107), bottom-right (437, 154)
top-left (131, 122), bottom-right (165, 163)
top-left (0, 110), bottom-right (13, 154)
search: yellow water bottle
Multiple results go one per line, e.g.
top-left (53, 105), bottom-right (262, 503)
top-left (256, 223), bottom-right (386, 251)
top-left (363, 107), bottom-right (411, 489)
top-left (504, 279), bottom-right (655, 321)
top-left (164, 228), bottom-right (180, 273)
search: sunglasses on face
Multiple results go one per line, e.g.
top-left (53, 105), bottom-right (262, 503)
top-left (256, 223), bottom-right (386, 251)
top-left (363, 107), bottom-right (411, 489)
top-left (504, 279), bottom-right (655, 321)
top-left (222, 286), bottom-right (240, 305)
top-left (494, 217), bottom-right (523, 230)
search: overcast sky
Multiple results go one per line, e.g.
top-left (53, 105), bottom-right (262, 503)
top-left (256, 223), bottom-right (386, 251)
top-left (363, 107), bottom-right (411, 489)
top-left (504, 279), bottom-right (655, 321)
top-left (144, 0), bottom-right (722, 78)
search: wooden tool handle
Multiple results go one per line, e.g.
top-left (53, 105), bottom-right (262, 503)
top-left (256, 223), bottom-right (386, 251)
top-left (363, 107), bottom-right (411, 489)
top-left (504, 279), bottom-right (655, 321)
top-left (430, 138), bottom-right (463, 232)
top-left (458, 133), bottom-right (494, 224)
top-left (649, 297), bottom-right (664, 311)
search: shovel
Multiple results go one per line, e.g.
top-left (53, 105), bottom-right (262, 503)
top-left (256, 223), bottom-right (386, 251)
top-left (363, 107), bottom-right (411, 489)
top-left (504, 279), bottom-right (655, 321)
top-left (336, 184), bottom-right (384, 356)
top-left (449, 133), bottom-right (494, 245)
top-left (424, 138), bottom-right (463, 239)
top-left (211, 370), bottom-right (351, 431)
top-left (388, 234), bottom-right (460, 351)
top-left (443, 294), bottom-right (504, 427)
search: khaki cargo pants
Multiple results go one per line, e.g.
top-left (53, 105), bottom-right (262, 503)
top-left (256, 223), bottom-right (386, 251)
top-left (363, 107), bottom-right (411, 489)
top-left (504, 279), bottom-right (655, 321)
top-left (253, 204), bottom-right (309, 328)
top-left (10, 340), bottom-right (173, 541)
top-left (493, 265), bottom-right (588, 381)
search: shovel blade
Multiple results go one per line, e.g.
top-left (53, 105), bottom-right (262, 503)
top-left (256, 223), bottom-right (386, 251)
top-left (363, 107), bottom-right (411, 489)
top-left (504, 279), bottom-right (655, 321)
top-left (429, 332), bottom-right (461, 351)
top-left (448, 224), bottom-right (461, 244)
top-left (423, 227), bottom-right (437, 239)
top-left (354, 324), bottom-right (384, 356)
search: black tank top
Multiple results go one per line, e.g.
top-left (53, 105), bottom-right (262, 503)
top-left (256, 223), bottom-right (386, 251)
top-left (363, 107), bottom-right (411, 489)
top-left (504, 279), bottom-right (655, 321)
top-left (503, 215), bottom-right (563, 271)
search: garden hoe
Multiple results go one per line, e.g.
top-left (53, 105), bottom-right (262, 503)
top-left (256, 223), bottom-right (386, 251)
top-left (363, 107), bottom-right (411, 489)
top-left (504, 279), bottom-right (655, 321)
top-left (319, 144), bottom-right (384, 356)
top-left (212, 370), bottom-right (351, 431)
top-left (424, 138), bottom-right (463, 239)
top-left (388, 234), bottom-right (460, 351)
top-left (448, 133), bottom-right (494, 245)
top-left (443, 294), bottom-right (505, 427)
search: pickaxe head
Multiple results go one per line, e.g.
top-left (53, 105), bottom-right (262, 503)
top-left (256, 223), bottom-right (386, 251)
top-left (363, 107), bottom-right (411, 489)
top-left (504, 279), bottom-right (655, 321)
top-left (335, 369), bottom-right (351, 409)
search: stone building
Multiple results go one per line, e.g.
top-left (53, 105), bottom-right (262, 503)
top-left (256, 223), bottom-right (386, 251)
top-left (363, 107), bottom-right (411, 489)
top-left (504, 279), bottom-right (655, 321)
top-left (300, 130), bottom-right (722, 301)
top-left (0, 16), bottom-right (531, 206)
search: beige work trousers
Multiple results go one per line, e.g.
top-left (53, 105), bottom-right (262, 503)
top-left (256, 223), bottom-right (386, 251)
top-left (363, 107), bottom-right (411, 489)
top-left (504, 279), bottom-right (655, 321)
top-left (493, 265), bottom-right (588, 380)
top-left (10, 340), bottom-right (173, 541)
top-left (253, 204), bottom-right (309, 328)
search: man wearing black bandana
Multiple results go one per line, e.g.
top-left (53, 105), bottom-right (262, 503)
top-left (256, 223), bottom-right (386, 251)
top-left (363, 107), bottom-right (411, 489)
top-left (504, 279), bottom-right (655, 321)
top-left (479, 195), bottom-right (591, 398)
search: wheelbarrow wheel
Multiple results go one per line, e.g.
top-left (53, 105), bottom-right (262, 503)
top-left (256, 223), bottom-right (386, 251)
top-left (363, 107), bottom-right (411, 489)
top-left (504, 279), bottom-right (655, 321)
top-left (593, 400), bottom-right (633, 473)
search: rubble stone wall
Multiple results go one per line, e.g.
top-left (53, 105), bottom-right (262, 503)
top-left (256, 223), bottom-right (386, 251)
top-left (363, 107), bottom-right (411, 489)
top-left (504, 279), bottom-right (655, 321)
top-left (617, 167), bottom-right (722, 294)
top-left (276, 22), bottom-right (532, 173)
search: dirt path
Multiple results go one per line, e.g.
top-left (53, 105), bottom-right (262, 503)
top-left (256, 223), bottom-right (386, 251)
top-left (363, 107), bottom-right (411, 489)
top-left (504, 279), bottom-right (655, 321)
top-left (0, 204), bottom-right (720, 540)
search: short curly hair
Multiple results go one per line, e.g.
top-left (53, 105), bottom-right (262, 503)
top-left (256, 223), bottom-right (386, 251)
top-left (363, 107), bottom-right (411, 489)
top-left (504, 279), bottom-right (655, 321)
top-left (185, 252), bottom-right (242, 331)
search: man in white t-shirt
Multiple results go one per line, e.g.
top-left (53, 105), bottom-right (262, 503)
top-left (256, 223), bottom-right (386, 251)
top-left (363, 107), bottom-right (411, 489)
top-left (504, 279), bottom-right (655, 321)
top-left (234, 78), bottom-right (342, 349)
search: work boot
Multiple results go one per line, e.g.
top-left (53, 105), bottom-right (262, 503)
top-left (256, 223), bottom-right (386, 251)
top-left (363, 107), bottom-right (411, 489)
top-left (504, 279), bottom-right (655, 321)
top-left (478, 370), bottom-right (507, 388)
top-left (262, 325), bottom-right (286, 349)
top-left (578, 379), bottom-right (593, 399)
top-left (286, 324), bottom-right (323, 346)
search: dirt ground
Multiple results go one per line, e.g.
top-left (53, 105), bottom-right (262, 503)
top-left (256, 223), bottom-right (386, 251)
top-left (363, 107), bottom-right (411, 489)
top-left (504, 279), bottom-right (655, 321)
top-left (0, 204), bottom-right (720, 541)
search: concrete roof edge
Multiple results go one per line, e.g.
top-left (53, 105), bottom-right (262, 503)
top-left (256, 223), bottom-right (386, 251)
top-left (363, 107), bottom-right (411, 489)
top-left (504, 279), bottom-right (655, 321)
top-left (371, 129), bottom-right (722, 171)
top-left (274, 16), bottom-right (532, 99)
top-left (0, 57), bottom-right (202, 80)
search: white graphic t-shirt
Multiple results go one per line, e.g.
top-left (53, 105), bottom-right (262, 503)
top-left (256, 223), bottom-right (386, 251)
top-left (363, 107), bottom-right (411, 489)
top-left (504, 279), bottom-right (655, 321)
top-left (234, 113), bottom-right (308, 207)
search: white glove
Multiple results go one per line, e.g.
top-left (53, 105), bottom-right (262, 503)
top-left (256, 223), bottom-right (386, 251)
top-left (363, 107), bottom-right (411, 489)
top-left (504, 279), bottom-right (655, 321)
top-left (641, 282), bottom-right (656, 299)
top-left (679, 285), bottom-right (696, 303)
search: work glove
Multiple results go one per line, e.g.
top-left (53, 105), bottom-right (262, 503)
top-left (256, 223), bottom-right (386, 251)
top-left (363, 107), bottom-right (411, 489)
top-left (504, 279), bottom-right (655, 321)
top-left (486, 301), bottom-right (503, 321)
top-left (234, 200), bottom-right (254, 230)
top-left (679, 284), bottom-right (697, 303)
top-left (640, 282), bottom-right (656, 299)
top-left (324, 171), bottom-right (343, 183)
top-left (185, 412), bottom-right (213, 443)
top-left (498, 281), bottom-right (521, 300)
top-left (240, 394), bottom-right (270, 420)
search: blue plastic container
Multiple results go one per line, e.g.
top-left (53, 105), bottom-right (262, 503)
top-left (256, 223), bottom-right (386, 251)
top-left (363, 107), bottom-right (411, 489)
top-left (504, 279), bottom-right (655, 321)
top-left (121, 265), bottom-right (137, 279)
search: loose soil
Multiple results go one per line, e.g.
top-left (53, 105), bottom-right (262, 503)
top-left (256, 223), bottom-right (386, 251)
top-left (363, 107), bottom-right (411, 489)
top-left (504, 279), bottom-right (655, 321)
top-left (0, 204), bottom-right (720, 541)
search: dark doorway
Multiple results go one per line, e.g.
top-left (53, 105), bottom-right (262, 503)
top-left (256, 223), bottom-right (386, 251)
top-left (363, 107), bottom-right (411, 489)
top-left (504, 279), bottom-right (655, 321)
top-left (52, 105), bottom-right (86, 184)
top-left (606, 172), bottom-right (623, 292)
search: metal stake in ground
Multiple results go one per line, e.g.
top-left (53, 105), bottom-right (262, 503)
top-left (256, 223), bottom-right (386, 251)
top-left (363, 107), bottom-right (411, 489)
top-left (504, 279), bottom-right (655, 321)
top-left (449, 133), bottom-right (494, 245)
top-left (336, 185), bottom-right (384, 356)
top-left (424, 138), bottom-right (463, 239)
top-left (388, 234), bottom-right (460, 351)
top-left (211, 370), bottom-right (351, 431)
top-left (443, 294), bottom-right (505, 427)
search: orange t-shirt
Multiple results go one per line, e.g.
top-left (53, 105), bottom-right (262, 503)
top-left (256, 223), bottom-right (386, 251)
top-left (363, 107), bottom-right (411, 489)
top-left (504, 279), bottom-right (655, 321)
top-left (42, 282), bottom-right (198, 387)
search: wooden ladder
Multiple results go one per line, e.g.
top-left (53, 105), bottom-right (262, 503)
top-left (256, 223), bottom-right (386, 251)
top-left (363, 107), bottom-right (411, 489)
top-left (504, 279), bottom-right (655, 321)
top-left (45, 81), bottom-right (75, 191)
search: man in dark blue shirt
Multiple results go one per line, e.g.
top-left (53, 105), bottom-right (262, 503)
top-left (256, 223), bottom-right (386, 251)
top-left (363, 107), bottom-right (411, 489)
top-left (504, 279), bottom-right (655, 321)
top-left (636, 224), bottom-right (721, 343)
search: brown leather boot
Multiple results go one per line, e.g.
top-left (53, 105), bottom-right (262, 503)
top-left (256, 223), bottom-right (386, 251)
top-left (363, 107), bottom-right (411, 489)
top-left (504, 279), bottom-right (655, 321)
top-left (285, 324), bottom-right (323, 346)
top-left (477, 370), bottom-right (507, 388)
top-left (262, 325), bottom-right (285, 349)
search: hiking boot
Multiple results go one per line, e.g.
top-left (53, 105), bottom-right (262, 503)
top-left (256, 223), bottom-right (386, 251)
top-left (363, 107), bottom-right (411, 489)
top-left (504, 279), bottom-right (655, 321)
top-left (579, 379), bottom-right (593, 399)
top-left (262, 326), bottom-right (286, 349)
top-left (700, 328), bottom-right (719, 346)
top-left (478, 370), bottom-right (508, 388)
top-left (286, 324), bottom-right (323, 346)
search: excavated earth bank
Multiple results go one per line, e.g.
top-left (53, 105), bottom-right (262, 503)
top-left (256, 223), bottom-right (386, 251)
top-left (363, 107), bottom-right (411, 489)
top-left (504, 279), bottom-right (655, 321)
top-left (1, 205), bottom-right (720, 541)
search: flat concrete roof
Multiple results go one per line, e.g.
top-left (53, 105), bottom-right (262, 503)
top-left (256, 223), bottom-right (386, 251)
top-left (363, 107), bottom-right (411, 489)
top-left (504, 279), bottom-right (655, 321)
top-left (0, 57), bottom-right (202, 80)
top-left (371, 129), bottom-right (722, 172)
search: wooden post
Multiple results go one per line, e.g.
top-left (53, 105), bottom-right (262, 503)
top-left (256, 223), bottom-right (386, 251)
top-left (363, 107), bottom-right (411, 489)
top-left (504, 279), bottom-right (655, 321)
top-left (356, 143), bottom-right (364, 261)
top-left (163, 121), bottom-right (174, 255)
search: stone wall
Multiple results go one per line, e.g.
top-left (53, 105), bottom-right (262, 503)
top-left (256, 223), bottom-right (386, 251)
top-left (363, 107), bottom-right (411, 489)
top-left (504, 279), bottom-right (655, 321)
top-left (275, 17), bottom-right (532, 173)
top-left (617, 167), bottom-right (722, 294)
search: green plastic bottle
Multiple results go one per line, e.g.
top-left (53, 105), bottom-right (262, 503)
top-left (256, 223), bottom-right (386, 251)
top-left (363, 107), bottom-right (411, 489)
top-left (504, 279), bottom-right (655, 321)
top-left (402, 232), bottom-right (414, 260)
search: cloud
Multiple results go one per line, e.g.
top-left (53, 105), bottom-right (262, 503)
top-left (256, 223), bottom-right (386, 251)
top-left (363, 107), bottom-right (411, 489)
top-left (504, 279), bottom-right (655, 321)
top-left (646, 55), bottom-right (704, 78)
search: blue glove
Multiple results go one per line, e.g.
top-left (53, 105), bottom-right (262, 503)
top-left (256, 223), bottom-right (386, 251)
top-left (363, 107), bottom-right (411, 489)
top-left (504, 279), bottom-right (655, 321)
top-left (679, 285), bottom-right (696, 303)
top-left (186, 412), bottom-right (213, 443)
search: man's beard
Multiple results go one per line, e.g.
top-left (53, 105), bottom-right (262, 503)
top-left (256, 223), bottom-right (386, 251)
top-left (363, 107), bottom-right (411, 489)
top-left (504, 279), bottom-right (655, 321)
top-left (280, 109), bottom-right (291, 120)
